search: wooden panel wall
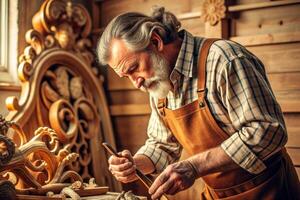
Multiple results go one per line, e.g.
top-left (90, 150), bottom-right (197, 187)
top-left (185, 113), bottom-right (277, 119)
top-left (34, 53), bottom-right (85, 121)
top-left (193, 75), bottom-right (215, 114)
top-left (91, 0), bottom-right (300, 198)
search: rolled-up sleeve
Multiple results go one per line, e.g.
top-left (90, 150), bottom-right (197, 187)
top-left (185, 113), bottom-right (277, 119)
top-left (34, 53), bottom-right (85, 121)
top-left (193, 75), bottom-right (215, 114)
top-left (218, 55), bottom-right (287, 174)
top-left (135, 97), bottom-right (182, 173)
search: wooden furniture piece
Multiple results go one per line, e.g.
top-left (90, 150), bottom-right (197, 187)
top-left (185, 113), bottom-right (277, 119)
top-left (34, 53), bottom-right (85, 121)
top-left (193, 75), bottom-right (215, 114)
top-left (3, 0), bottom-right (121, 196)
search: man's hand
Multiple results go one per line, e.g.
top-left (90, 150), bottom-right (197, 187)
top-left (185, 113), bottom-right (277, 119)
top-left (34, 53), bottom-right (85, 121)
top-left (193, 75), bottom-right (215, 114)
top-left (108, 150), bottom-right (138, 183)
top-left (148, 160), bottom-right (198, 200)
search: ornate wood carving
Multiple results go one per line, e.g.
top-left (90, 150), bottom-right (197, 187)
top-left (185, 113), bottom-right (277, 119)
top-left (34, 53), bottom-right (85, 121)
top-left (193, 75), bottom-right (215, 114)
top-left (5, 0), bottom-right (121, 193)
top-left (0, 116), bottom-right (109, 198)
top-left (201, 0), bottom-right (226, 26)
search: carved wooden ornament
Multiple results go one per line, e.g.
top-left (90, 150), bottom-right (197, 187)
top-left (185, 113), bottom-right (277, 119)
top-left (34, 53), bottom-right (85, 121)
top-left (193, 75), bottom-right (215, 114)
top-left (5, 0), bottom-right (121, 193)
top-left (201, 0), bottom-right (226, 26)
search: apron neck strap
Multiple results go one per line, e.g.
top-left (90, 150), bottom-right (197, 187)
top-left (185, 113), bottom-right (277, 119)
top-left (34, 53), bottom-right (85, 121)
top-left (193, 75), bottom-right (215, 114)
top-left (197, 39), bottom-right (219, 99)
top-left (157, 38), bottom-right (219, 109)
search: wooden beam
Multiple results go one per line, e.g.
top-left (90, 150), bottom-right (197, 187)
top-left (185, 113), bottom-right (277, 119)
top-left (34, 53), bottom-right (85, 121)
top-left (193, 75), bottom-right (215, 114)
top-left (228, 0), bottom-right (300, 12)
top-left (287, 147), bottom-right (300, 166)
top-left (110, 104), bottom-right (151, 116)
top-left (177, 11), bottom-right (202, 20)
top-left (0, 83), bottom-right (21, 91)
top-left (230, 31), bottom-right (300, 46)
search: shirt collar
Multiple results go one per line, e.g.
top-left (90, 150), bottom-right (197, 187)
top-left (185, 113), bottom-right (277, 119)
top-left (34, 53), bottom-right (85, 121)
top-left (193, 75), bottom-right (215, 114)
top-left (170, 30), bottom-right (195, 86)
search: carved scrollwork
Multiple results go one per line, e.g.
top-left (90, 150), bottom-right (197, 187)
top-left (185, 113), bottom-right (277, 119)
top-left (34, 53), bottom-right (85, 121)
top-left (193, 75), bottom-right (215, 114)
top-left (49, 99), bottom-right (78, 143)
top-left (201, 0), bottom-right (226, 26)
top-left (0, 116), bottom-right (83, 195)
top-left (41, 63), bottom-right (100, 181)
top-left (16, 0), bottom-right (95, 84)
top-left (5, 0), bottom-right (121, 192)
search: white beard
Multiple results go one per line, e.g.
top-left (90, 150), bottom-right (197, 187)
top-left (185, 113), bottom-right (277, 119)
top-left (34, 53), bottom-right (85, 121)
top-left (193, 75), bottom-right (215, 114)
top-left (140, 52), bottom-right (172, 99)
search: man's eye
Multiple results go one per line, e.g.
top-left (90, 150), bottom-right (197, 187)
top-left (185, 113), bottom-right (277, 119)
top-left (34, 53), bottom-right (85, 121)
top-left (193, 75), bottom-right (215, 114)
top-left (128, 64), bottom-right (138, 73)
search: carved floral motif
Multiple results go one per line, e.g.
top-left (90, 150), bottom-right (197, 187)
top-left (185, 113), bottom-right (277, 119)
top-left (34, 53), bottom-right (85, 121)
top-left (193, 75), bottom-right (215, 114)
top-left (201, 0), bottom-right (226, 26)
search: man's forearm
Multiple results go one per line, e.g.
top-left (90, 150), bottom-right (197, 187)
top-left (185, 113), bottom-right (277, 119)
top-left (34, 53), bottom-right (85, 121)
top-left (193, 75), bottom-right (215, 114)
top-left (133, 154), bottom-right (156, 175)
top-left (189, 146), bottom-right (239, 178)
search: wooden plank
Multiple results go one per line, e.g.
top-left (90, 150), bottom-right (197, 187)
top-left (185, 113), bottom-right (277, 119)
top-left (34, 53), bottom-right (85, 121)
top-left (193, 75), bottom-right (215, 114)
top-left (246, 47), bottom-right (300, 74)
top-left (100, 0), bottom-right (197, 26)
top-left (296, 167), bottom-right (300, 179)
top-left (287, 148), bottom-right (300, 166)
top-left (228, 0), bottom-right (300, 12)
top-left (108, 90), bottom-right (149, 105)
top-left (230, 31), bottom-right (300, 46)
top-left (268, 72), bottom-right (300, 92)
top-left (181, 18), bottom-right (205, 37)
top-left (286, 127), bottom-right (300, 148)
top-left (177, 11), bottom-right (201, 20)
top-left (107, 67), bottom-right (135, 91)
top-left (231, 5), bottom-right (300, 37)
top-left (275, 90), bottom-right (300, 113)
top-left (0, 83), bottom-right (21, 91)
top-left (110, 104), bottom-right (151, 116)
top-left (112, 115), bottom-right (149, 152)
top-left (284, 114), bottom-right (300, 148)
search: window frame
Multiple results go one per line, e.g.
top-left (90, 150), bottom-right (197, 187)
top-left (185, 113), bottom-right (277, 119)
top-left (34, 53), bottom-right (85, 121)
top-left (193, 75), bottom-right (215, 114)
top-left (0, 0), bottom-right (19, 84)
top-left (0, 0), bottom-right (9, 72)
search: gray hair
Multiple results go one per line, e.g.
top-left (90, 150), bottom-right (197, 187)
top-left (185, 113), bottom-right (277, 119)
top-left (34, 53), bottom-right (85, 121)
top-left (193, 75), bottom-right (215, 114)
top-left (97, 6), bottom-right (181, 65)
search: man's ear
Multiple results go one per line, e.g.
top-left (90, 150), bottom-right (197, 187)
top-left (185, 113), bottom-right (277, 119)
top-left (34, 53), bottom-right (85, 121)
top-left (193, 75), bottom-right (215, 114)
top-left (150, 31), bottom-right (164, 52)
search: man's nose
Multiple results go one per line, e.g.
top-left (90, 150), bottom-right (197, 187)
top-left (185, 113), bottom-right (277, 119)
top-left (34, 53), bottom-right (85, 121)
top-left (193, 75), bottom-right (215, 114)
top-left (130, 76), bottom-right (144, 89)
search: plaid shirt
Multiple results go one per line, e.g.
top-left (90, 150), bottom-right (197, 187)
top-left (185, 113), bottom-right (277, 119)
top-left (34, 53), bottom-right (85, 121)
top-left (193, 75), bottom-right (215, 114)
top-left (136, 30), bottom-right (287, 175)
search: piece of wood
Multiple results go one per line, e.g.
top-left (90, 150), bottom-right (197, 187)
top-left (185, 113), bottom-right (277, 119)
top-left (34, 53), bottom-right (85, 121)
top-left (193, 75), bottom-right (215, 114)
top-left (16, 195), bottom-right (63, 200)
top-left (74, 187), bottom-right (109, 197)
top-left (246, 47), bottom-right (300, 74)
top-left (286, 127), bottom-right (300, 148)
top-left (112, 115), bottom-right (149, 152)
top-left (99, 0), bottom-right (199, 26)
top-left (0, 83), bottom-right (21, 91)
top-left (228, 0), bottom-right (300, 12)
top-left (295, 167), bottom-right (300, 179)
top-left (230, 5), bottom-right (300, 37)
top-left (110, 104), bottom-right (151, 116)
top-left (180, 17), bottom-right (205, 36)
top-left (284, 114), bottom-right (300, 148)
top-left (275, 90), bottom-right (300, 113)
top-left (108, 90), bottom-right (149, 105)
top-left (230, 31), bottom-right (300, 46)
top-left (177, 11), bottom-right (201, 20)
top-left (107, 67), bottom-right (135, 91)
top-left (287, 148), bottom-right (300, 166)
top-left (268, 72), bottom-right (300, 93)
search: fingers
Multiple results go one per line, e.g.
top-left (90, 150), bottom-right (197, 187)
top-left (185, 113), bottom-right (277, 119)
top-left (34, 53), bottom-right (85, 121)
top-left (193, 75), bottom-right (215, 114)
top-left (112, 163), bottom-right (136, 177)
top-left (120, 150), bottom-right (134, 162)
top-left (150, 178), bottom-right (174, 200)
top-left (115, 171), bottom-right (137, 183)
top-left (149, 171), bottom-right (170, 199)
top-left (108, 154), bottom-right (129, 165)
top-left (108, 150), bottom-right (137, 183)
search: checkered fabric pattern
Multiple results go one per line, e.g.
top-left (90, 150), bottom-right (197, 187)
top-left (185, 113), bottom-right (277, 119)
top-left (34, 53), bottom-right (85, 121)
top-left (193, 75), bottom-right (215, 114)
top-left (136, 30), bottom-right (287, 174)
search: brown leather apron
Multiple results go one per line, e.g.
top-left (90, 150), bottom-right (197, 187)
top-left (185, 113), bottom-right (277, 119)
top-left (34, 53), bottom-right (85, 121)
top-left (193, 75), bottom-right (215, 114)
top-left (157, 39), bottom-right (300, 199)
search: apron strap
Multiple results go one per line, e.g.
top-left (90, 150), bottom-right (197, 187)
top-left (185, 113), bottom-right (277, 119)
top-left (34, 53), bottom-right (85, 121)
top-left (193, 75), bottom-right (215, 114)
top-left (157, 38), bottom-right (218, 112)
top-left (197, 39), bottom-right (219, 103)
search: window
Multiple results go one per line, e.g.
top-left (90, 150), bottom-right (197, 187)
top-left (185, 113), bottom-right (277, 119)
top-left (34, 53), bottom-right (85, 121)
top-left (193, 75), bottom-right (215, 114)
top-left (0, 0), bottom-right (8, 71)
top-left (0, 0), bottom-right (18, 84)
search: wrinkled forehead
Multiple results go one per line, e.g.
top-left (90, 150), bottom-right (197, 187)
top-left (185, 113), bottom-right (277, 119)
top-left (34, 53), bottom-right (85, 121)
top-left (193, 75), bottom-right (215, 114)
top-left (109, 39), bottom-right (133, 71)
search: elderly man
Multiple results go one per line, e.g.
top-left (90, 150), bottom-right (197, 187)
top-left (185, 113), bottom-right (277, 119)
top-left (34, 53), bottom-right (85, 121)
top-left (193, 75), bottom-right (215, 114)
top-left (97, 7), bottom-right (299, 200)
